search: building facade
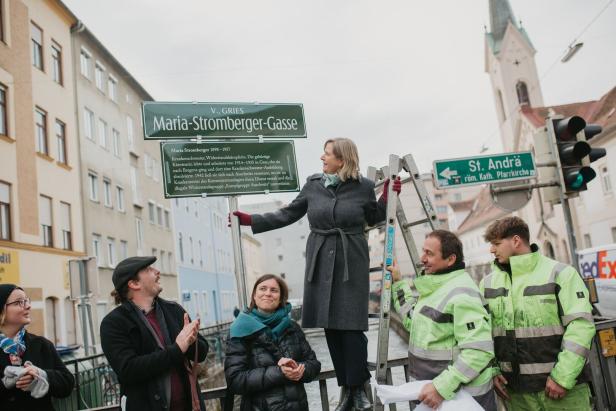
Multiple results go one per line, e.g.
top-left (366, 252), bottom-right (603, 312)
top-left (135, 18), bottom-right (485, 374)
top-left (72, 25), bottom-right (178, 328)
top-left (173, 197), bottom-right (237, 325)
top-left (0, 0), bottom-right (83, 345)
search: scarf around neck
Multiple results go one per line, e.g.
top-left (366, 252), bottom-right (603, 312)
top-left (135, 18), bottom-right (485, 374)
top-left (0, 328), bottom-right (26, 357)
top-left (230, 303), bottom-right (292, 342)
top-left (324, 173), bottom-right (340, 188)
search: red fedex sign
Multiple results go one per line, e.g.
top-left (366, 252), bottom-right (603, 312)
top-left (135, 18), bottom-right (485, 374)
top-left (579, 246), bottom-right (616, 279)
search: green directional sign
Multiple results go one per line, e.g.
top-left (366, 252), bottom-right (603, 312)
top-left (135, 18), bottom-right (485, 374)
top-left (160, 141), bottom-right (300, 198)
top-left (433, 152), bottom-right (536, 189)
top-left (142, 102), bottom-right (306, 139)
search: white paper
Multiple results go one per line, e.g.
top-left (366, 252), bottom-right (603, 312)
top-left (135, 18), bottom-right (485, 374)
top-left (371, 378), bottom-right (483, 411)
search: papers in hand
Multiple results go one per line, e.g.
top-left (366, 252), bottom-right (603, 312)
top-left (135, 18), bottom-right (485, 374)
top-left (370, 378), bottom-right (482, 410)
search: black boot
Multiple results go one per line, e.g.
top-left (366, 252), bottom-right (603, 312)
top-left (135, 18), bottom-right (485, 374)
top-left (334, 386), bottom-right (352, 411)
top-left (351, 386), bottom-right (372, 411)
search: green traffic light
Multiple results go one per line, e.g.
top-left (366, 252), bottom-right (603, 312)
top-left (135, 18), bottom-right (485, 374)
top-left (571, 173), bottom-right (584, 189)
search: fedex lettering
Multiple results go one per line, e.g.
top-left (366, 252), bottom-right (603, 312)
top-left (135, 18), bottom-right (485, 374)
top-left (579, 249), bottom-right (616, 279)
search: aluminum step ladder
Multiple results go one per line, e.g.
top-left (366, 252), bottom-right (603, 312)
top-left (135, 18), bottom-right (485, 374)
top-left (365, 154), bottom-right (441, 411)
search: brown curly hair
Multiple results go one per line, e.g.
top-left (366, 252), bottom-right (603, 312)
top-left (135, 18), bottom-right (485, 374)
top-left (484, 216), bottom-right (530, 244)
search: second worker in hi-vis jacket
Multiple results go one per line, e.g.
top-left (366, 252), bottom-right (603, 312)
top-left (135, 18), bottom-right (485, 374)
top-left (390, 230), bottom-right (496, 410)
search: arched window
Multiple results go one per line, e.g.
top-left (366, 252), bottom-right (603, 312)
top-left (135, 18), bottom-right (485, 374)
top-left (516, 81), bottom-right (530, 106)
top-left (45, 297), bottom-right (60, 345)
top-left (496, 89), bottom-right (507, 122)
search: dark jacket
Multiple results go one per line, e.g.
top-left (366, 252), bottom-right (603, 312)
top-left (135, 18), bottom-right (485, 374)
top-left (224, 321), bottom-right (321, 411)
top-left (252, 174), bottom-right (386, 330)
top-left (0, 332), bottom-right (74, 410)
top-left (100, 298), bottom-right (208, 411)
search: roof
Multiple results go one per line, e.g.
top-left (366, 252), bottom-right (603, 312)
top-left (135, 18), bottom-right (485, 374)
top-left (448, 199), bottom-right (475, 212)
top-left (521, 86), bottom-right (616, 135)
top-left (72, 23), bottom-right (154, 101)
top-left (485, 0), bottom-right (535, 55)
top-left (456, 187), bottom-right (509, 235)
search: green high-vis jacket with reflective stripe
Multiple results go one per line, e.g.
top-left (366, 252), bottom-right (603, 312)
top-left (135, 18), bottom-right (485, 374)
top-left (392, 268), bottom-right (494, 401)
top-left (479, 247), bottom-right (595, 393)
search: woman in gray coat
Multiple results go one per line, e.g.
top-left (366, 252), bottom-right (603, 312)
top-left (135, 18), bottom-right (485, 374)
top-left (233, 138), bottom-right (400, 411)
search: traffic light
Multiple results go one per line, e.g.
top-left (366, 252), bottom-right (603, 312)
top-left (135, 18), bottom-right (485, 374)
top-left (552, 116), bottom-right (605, 195)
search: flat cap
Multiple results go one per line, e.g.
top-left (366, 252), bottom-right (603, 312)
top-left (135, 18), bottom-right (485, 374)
top-left (112, 256), bottom-right (157, 290)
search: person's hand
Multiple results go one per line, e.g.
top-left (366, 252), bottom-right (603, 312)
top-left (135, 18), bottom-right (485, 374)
top-left (15, 366), bottom-right (37, 390)
top-left (418, 383), bottom-right (444, 410)
top-left (175, 313), bottom-right (200, 353)
top-left (380, 177), bottom-right (402, 203)
top-left (281, 363), bottom-right (305, 381)
top-left (386, 259), bottom-right (401, 282)
top-left (545, 376), bottom-right (567, 400)
top-left (228, 211), bottom-right (252, 227)
top-left (278, 357), bottom-right (298, 369)
top-left (493, 374), bottom-right (510, 400)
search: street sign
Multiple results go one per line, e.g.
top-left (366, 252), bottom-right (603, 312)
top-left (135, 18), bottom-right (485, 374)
top-left (142, 102), bottom-right (306, 139)
top-left (433, 151), bottom-right (536, 189)
top-left (160, 141), bottom-right (300, 197)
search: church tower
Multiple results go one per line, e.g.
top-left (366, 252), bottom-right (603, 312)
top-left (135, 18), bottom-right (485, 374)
top-left (485, 0), bottom-right (544, 151)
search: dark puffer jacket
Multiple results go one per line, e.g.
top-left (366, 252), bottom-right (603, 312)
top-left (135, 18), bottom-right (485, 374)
top-left (224, 321), bottom-right (321, 411)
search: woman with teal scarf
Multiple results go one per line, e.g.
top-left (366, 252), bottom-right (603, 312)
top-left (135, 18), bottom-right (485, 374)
top-left (225, 275), bottom-right (321, 411)
top-left (0, 284), bottom-right (74, 410)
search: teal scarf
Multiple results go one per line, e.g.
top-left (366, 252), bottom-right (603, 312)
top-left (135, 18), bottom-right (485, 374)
top-left (324, 173), bottom-right (340, 188)
top-left (230, 303), bottom-right (292, 342)
top-left (0, 328), bottom-right (26, 357)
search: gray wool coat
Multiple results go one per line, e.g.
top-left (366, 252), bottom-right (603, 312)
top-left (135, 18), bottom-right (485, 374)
top-left (251, 174), bottom-right (386, 330)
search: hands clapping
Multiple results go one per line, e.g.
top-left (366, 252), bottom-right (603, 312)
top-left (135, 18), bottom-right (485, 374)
top-left (176, 313), bottom-right (200, 353)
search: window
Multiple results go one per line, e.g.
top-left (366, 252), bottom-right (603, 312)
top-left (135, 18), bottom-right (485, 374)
top-left (584, 234), bottom-right (592, 248)
top-left (112, 129), bottom-right (120, 157)
top-left (95, 62), bottom-right (105, 91)
top-left (278, 255), bottom-right (283, 262)
top-left (31, 22), bottom-right (43, 70)
top-left (88, 172), bottom-right (98, 201)
top-left (0, 83), bottom-right (7, 136)
top-left (51, 41), bottom-right (62, 85)
top-left (98, 118), bottom-right (107, 148)
top-left (152, 159), bottom-right (159, 182)
top-left (135, 217), bottom-right (144, 254)
top-left (39, 195), bottom-right (53, 247)
top-left (160, 250), bottom-right (166, 272)
top-left (148, 201), bottom-right (155, 223)
top-left (108, 75), bottom-right (117, 101)
top-left (107, 237), bottom-right (116, 267)
top-left (60, 202), bottom-right (71, 250)
top-left (55, 120), bottom-right (66, 164)
top-left (120, 240), bottom-right (128, 260)
top-left (151, 248), bottom-right (157, 266)
top-left (198, 240), bottom-right (203, 267)
top-left (0, 0), bottom-right (4, 43)
top-left (179, 233), bottom-right (184, 262)
top-left (437, 206), bottom-right (448, 214)
top-left (0, 182), bottom-right (11, 240)
top-left (116, 186), bottom-right (125, 212)
top-left (126, 116), bottom-right (134, 151)
top-left (103, 178), bottom-right (112, 207)
top-left (168, 252), bottom-right (173, 271)
top-left (189, 237), bottom-right (194, 264)
top-left (35, 107), bottom-right (48, 155)
top-left (83, 108), bottom-right (95, 140)
top-left (92, 234), bottom-right (102, 265)
top-left (601, 166), bottom-right (612, 195)
top-left (130, 165), bottom-right (140, 204)
top-left (516, 81), bottom-right (530, 106)
top-left (612, 227), bottom-right (616, 243)
top-left (80, 48), bottom-right (91, 78)
top-left (157, 205), bottom-right (163, 226)
top-left (164, 210), bottom-right (171, 229)
top-left (144, 154), bottom-right (152, 176)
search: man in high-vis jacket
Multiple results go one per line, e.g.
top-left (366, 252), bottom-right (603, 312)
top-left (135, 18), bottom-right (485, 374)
top-left (391, 230), bottom-right (496, 410)
top-left (480, 217), bottom-right (595, 410)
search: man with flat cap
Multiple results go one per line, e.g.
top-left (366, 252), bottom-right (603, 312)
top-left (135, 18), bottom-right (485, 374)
top-left (100, 256), bottom-right (208, 411)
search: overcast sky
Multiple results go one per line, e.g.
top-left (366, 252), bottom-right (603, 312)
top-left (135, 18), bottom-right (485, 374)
top-left (63, 0), bottom-right (616, 205)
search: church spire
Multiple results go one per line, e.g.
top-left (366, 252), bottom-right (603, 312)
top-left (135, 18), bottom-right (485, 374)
top-left (488, 0), bottom-right (517, 42)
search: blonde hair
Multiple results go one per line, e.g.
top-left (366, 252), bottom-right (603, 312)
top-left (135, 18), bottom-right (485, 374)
top-left (324, 138), bottom-right (360, 181)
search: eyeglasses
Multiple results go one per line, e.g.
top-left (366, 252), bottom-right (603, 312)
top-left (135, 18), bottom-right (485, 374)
top-left (5, 298), bottom-right (31, 308)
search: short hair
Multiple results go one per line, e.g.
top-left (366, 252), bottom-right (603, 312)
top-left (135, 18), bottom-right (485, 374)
top-left (111, 273), bottom-right (140, 305)
top-left (248, 274), bottom-right (289, 312)
top-left (484, 216), bottom-right (530, 244)
top-left (324, 138), bottom-right (360, 182)
top-left (426, 230), bottom-right (464, 264)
